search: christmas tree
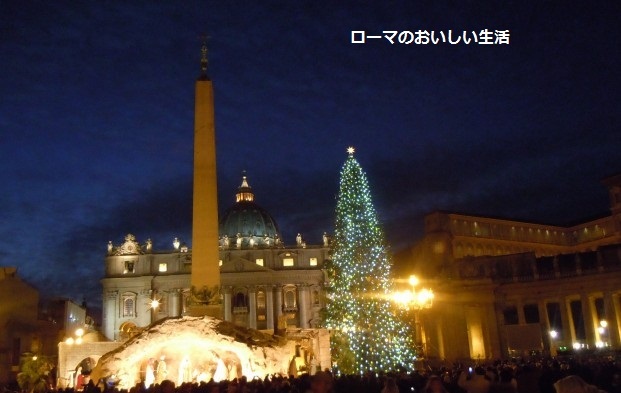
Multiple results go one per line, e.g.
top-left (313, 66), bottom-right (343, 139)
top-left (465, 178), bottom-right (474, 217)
top-left (324, 147), bottom-right (414, 374)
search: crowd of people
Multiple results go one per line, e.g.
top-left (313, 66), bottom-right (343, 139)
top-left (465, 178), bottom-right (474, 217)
top-left (4, 354), bottom-right (621, 393)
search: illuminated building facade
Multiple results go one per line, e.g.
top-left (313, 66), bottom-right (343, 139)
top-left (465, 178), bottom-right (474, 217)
top-left (397, 174), bottom-right (621, 361)
top-left (101, 176), bottom-right (329, 341)
top-left (88, 48), bottom-right (332, 386)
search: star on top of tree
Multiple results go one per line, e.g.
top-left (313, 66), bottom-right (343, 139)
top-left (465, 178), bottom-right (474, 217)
top-left (347, 146), bottom-right (355, 156)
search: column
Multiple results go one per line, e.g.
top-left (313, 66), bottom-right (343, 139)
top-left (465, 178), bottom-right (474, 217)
top-left (561, 297), bottom-right (574, 345)
top-left (248, 287), bottom-right (257, 329)
top-left (434, 314), bottom-right (445, 359)
top-left (143, 290), bottom-right (156, 325)
top-left (465, 305), bottom-right (485, 359)
top-left (516, 301), bottom-right (526, 325)
top-left (539, 301), bottom-right (553, 354)
top-left (181, 290), bottom-right (188, 315)
top-left (298, 285), bottom-right (309, 328)
top-left (604, 291), bottom-right (620, 347)
top-left (495, 304), bottom-right (509, 357)
top-left (266, 287), bottom-right (274, 330)
top-left (274, 285), bottom-right (283, 334)
top-left (581, 293), bottom-right (596, 347)
top-left (485, 302), bottom-right (502, 359)
top-left (223, 286), bottom-right (232, 322)
top-left (103, 290), bottom-right (118, 341)
top-left (169, 290), bottom-right (181, 317)
top-left (540, 301), bottom-right (551, 331)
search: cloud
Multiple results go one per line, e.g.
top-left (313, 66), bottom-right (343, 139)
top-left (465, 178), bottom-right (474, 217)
top-left (20, 178), bottom-right (192, 304)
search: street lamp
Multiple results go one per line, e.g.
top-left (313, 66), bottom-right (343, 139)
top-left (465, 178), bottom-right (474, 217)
top-left (75, 328), bottom-right (84, 345)
top-left (393, 275), bottom-right (434, 358)
top-left (65, 327), bottom-right (86, 345)
top-left (149, 292), bottom-right (163, 323)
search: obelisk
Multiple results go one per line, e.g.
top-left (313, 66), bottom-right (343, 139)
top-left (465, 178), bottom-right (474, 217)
top-left (189, 43), bottom-right (221, 317)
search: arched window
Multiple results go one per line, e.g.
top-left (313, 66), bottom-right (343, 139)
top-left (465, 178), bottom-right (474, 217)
top-left (234, 292), bottom-right (247, 307)
top-left (257, 291), bottom-right (266, 310)
top-left (121, 292), bottom-right (137, 317)
top-left (233, 291), bottom-right (248, 315)
top-left (257, 291), bottom-right (266, 321)
top-left (284, 287), bottom-right (297, 311)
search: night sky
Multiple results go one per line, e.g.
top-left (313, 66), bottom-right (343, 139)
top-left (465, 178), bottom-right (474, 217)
top-left (2, 1), bottom-right (620, 313)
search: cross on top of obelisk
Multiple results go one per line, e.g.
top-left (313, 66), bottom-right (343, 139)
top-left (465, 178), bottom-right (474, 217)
top-left (199, 33), bottom-right (211, 78)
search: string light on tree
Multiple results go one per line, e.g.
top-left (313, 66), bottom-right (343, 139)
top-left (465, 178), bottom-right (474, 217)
top-left (324, 147), bottom-right (415, 374)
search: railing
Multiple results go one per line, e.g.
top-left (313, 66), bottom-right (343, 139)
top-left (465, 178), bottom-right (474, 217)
top-left (233, 306), bottom-right (248, 314)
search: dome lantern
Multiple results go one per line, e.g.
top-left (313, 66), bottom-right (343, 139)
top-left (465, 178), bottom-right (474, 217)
top-left (236, 174), bottom-right (254, 203)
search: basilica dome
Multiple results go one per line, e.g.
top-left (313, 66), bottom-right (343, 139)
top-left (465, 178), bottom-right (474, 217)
top-left (219, 175), bottom-right (282, 248)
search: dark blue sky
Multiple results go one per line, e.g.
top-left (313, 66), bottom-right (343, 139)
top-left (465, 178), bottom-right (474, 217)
top-left (1, 1), bottom-right (620, 308)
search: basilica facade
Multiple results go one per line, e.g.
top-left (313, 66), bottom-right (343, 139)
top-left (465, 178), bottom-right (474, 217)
top-left (101, 176), bottom-right (329, 341)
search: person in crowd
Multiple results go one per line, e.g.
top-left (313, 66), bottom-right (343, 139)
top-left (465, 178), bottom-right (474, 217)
top-left (422, 375), bottom-right (449, 393)
top-left (159, 380), bottom-right (175, 393)
top-left (380, 377), bottom-right (399, 393)
top-left (553, 375), bottom-right (606, 393)
top-left (490, 368), bottom-right (517, 393)
top-left (458, 366), bottom-right (492, 393)
top-left (309, 371), bottom-right (333, 393)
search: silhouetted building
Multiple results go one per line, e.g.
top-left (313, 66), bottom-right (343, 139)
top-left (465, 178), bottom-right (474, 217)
top-left (0, 268), bottom-right (83, 383)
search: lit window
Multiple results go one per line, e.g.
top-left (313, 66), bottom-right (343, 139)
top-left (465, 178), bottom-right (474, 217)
top-left (124, 261), bottom-right (135, 274)
top-left (158, 263), bottom-right (168, 272)
top-left (256, 258), bottom-right (264, 266)
top-left (121, 293), bottom-right (136, 317)
top-left (309, 257), bottom-right (318, 266)
top-left (283, 258), bottom-right (294, 267)
top-left (219, 260), bottom-right (223, 266)
top-left (124, 298), bottom-right (134, 316)
top-left (257, 292), bottom-right (266, 309)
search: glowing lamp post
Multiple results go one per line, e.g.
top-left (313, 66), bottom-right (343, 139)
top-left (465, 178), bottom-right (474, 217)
top-left (393, 275), bottom-right (434, 357)
top-left (65, 327), bottom-right (85, 346)
top-left (149, 292), bottom-right (162, 323)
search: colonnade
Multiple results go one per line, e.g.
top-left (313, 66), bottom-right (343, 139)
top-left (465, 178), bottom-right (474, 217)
top-left (507, 290), bottom-right (621, 350)
top-left (223, 284), bottom-right (315, 330)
